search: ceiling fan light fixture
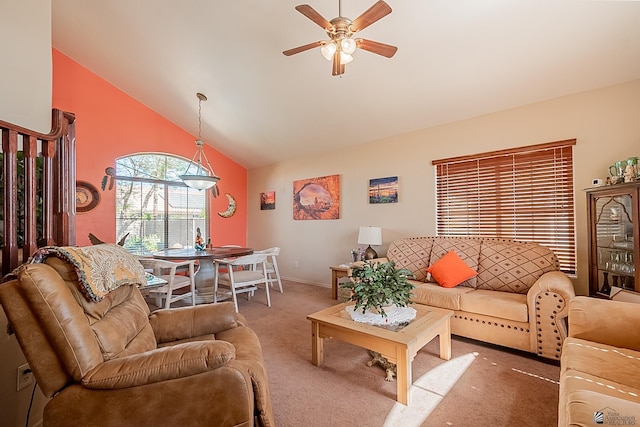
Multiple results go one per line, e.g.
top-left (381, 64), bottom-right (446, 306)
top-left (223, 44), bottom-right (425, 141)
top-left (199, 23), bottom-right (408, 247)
top-left (340, 51), bottom-right (353, 64)
top-left (340, 37), bottom-right (357, 54)
top-left (321, 41), bottom-right (337, 61)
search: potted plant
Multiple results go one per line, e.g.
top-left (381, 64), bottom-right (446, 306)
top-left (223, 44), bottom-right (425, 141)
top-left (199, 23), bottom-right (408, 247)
top-left (340, 260), bottom-right (415, 317)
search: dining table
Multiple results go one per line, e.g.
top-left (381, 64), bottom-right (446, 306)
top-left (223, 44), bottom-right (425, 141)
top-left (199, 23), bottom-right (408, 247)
top-left (152, 247), bottom-right (253, 303)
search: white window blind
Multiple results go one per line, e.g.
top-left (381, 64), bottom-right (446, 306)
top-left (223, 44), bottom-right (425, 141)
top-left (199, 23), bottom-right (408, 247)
top-left (433, 139), bottom-right (576, 274)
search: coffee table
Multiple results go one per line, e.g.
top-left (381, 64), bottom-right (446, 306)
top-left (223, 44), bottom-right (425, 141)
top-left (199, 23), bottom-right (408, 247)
top-left (307, 303), bottom-right (453, 405)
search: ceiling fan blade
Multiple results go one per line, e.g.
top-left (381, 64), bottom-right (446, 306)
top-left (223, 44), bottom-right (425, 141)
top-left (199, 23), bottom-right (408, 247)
top-left (350, 1), bottom-right (392, 33)
top-left (283, 40), bottom-right (323, 56)
top-left (295, 4), bottom-right (332, 30)
top-left (332, 50), bottom-right (344, 76)
top-left (356, 38), bottom-right (398, 58)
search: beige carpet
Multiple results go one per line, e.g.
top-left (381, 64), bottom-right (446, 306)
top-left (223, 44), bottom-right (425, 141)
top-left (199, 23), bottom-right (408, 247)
top-left (208, 280), bottom-right (560, 426)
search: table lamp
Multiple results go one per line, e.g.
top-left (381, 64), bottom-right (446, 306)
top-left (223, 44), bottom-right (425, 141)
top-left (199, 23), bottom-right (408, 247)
top-left (358, 226), bottom-right (382, 260)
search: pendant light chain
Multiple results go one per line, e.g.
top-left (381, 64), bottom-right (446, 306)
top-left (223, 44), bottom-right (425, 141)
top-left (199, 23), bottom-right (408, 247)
top-left (180, 92), bottom-right (220, 191)
top-left (198, 93), bottom-right (203, 140)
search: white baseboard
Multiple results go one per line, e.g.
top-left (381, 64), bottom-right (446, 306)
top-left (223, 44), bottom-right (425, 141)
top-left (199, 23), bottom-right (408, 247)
top-left (280, 277), bottom-right (329, 288)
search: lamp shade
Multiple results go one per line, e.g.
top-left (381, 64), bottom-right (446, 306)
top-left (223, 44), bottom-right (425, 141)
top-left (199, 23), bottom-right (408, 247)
top-left (358, 226), bottom-right (382, 246)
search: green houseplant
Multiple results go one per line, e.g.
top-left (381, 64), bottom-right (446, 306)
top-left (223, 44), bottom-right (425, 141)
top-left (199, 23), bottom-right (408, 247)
top-left (340, 260), bottom-right (415, 317)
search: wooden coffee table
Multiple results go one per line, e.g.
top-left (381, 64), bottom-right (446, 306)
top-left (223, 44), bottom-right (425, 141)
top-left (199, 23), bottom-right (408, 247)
top-left (307, 303), bottom-right (453, 405)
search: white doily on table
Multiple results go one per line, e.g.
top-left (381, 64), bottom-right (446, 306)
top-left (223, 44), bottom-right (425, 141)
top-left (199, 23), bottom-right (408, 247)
top-left (345, 305), bottom-right (417, 326)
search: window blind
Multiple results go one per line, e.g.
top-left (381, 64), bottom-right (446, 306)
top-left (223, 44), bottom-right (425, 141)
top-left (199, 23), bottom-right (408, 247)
top-left (433, 139), bottom-right (576, 274)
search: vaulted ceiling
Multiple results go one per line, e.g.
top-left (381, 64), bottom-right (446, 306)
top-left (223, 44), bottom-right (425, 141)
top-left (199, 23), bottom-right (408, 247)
top-left (52, 1), bottom-right (640, 169)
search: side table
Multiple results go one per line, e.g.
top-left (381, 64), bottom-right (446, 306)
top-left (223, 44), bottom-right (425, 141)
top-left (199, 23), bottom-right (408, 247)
top-left (329, 264), bottom-right (351, 300)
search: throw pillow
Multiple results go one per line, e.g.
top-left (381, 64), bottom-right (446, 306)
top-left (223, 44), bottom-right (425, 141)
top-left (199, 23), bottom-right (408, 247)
top-left (427, 250), bottom-right (478, 288)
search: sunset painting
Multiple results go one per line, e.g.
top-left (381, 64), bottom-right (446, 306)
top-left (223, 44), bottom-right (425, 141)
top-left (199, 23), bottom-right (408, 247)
top-left (260, 191), bottom-right (275, 210)
top-left (369, 176), bottom-right (398, 204)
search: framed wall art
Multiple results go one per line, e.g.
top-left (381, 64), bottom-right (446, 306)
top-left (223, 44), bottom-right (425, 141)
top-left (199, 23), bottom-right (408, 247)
top-left (293, 174), bottom-right (340, 220)
top-left (76, 180), bottom-right (101, 213)
top-left (369, 176), bottom-right (398, 204)
top-left (260, 191), bottom-right (276, 210)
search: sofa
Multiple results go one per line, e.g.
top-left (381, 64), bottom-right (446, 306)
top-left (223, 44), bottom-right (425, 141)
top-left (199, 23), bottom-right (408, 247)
top-left (559, 296), bottom-right (640, 426)
top-left (0, 244), bottom-right (274, 427)
top-left (385, 236), bottom-right (576, 360)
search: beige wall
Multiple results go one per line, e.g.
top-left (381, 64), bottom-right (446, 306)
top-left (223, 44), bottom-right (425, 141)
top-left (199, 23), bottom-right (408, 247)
top-left (0, 0), bottom-right (52, 133)
top-left (247, 79), bottom-right (640, 297)
top-left (0, 1), bottom-right (51, 426)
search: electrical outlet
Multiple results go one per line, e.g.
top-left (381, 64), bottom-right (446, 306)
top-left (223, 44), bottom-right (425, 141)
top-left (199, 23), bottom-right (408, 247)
top-left (16, 363), bottom-right (33, 391)
top-left (294, 260), bottom-right (298, 268)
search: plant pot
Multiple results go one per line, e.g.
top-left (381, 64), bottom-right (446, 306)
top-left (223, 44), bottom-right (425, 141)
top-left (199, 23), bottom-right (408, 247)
top-left (368, 303), bottom-right (396, 316)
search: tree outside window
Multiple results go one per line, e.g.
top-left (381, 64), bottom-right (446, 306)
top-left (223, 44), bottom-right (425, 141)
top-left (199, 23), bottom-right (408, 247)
top-left (115, 153), bottom-right (209, 253)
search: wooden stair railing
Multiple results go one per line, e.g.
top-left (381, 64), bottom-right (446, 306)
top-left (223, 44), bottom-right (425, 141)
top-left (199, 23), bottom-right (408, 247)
top-left (1, 109), bottom-right (76, 276)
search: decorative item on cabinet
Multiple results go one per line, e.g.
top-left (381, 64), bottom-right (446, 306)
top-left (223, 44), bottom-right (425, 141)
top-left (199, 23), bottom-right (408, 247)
top-left (607, 156), bottom-right (639, 185)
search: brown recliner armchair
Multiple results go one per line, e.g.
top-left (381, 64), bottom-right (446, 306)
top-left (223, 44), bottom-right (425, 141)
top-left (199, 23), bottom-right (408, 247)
top-left (0, 256), bottom-right (274, 427)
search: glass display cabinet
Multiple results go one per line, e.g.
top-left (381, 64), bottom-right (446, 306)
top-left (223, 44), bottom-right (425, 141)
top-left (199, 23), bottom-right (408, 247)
top-left (587, 182), bottom-right (640, 297)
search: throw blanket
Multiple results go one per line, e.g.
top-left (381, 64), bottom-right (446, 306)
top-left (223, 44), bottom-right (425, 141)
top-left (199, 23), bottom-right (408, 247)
top-left (30, 244), bottom-right (147, 302)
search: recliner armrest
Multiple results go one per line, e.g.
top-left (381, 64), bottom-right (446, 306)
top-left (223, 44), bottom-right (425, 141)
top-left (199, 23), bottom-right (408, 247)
top-left (149, 301), bottom-right (238, 343)
top-left (81, 340), bottom-right (235, 389)
top-left (568, 296), bottom-right (640, 351)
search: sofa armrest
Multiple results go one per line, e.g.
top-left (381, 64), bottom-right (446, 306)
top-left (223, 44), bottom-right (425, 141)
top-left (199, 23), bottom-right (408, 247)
top-left (149, 301), bottom-right (238, 344)
top-left (568, 296), bottom-right (640, 351)
top-left (526, 271), bottom-right (576, 359)
top-left (81, 340), bottom-right (236, 389)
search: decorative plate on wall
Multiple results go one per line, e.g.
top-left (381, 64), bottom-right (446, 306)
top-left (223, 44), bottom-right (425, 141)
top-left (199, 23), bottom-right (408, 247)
top-left (76, 181), bottom-right (100, 213)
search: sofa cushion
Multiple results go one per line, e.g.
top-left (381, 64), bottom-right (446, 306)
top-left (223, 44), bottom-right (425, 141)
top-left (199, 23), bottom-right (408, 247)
top-left (427, 250), bottom-right (478, 288)
top-left (386, 238), bottom-right (433, 282)
top-left (429, 238), bottom-right (481, 288)
top-left (410, 281), bottom-right (474, 311)
top-left (476, 240), bottom-right (558, 294)
top-left (46, 257), bottom-right (156, 361)
top-left (459, 289), bottom-right (528, 323)
top-left (561, 337), bottom-right (640, 391)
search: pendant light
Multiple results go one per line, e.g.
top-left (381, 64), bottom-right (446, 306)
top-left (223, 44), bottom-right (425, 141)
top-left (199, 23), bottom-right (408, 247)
top-left (180, 92), bottom-right (220, 190)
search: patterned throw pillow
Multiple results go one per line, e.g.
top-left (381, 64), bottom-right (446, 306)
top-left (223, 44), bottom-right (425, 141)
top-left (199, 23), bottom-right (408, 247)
top-left (429, 238), bottom-right (482, 288)
top-left (427, 250), bottom-right (478, 288)
top-left (386, 238), bottom-right (433, 281)
top-left (476, 240), bottom-right (558, 294)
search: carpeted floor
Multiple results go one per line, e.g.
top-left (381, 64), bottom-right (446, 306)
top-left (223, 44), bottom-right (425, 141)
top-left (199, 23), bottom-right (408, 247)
top-left (173, 279), bottom-right (561, 426)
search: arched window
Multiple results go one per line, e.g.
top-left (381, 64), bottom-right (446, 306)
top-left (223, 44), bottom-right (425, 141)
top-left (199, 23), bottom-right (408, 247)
top-left (115, 153), bottom-right (209, 253)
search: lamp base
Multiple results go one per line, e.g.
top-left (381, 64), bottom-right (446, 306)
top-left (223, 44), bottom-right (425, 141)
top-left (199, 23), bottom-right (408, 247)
top-left (364, 245), bottom-right (378, 260)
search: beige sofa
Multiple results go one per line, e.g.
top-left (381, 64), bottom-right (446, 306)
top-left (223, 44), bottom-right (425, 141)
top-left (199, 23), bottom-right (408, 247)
top-left (559, 296), bottom-right (640, 426)
top-left (386, 236), bottom-right (575, 360)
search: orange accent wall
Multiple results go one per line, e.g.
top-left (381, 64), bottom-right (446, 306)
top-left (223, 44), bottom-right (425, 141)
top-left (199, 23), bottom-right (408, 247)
top-left (52, 49), bottom-right (247, 247)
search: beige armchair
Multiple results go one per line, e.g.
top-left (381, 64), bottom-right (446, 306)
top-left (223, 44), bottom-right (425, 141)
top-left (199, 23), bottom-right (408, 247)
top-left (0, 255), bottom-right (274, 427)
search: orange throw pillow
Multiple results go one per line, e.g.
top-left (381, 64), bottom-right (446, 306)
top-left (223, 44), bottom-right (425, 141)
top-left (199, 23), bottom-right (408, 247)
top-left (427, 250), bottom-right (478, 288)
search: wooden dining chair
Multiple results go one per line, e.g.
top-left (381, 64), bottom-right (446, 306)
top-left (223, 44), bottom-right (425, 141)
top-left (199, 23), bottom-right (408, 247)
top-left (214, 253), bottom-right (271, 312)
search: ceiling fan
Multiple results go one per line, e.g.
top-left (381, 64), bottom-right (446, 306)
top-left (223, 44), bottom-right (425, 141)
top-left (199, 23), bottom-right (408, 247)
top-left (283, 0), bottom-right (398, 76)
